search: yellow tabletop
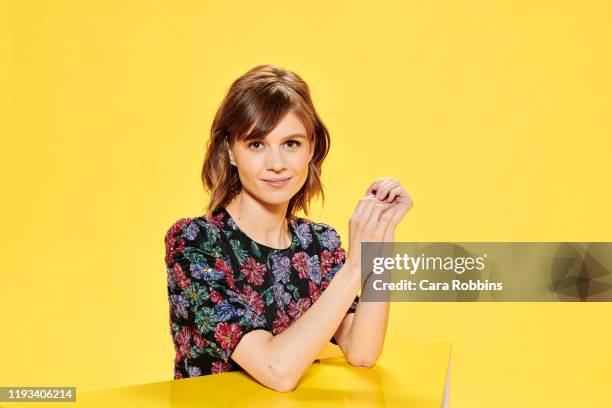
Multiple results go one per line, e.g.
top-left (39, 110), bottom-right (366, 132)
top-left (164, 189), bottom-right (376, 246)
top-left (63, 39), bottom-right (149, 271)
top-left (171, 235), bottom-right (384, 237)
top-left (2, 341), bottom-right (451, 408)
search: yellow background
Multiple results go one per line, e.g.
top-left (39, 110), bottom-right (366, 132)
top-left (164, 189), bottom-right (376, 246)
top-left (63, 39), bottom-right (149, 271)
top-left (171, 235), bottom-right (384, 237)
top-left (2, 0), bottom-right (611, 406)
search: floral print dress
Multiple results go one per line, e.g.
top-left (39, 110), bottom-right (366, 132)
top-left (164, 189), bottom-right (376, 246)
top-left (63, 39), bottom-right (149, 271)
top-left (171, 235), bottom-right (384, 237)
top-left (164, 207), bottom-right (359, 379)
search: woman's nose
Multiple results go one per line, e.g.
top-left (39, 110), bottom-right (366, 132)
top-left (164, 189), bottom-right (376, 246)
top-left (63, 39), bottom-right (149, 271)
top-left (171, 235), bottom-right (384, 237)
top-left (265, 148), bottom-right (286, 171)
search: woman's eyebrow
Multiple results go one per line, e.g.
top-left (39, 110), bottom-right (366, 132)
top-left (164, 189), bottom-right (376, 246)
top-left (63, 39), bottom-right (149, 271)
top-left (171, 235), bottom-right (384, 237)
top-left (244, 133), bottom-right (307, 142)
top-left (283, 133), bottom-right (307, 139)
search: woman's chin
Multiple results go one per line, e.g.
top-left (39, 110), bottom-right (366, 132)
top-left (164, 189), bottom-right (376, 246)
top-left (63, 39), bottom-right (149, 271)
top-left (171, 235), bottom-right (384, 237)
top-left (256, 190), bottom-right (298, 206)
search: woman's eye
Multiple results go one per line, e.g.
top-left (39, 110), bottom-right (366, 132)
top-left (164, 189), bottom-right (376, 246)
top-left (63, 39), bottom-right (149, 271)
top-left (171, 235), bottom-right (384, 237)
top-left (247, 140), bottom-right (301, 150)
top-left (285, 140), bottom-right (301, 148)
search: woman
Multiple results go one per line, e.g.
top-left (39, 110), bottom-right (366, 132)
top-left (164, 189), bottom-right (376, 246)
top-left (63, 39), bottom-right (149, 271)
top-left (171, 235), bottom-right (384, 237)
top-left (164, 64), bottom-right (412, 392)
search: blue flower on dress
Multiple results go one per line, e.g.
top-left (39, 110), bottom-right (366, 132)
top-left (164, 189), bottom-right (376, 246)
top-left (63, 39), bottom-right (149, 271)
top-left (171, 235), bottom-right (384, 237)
top-left (271, 254), bottom-right (291, 284)
top-left (188, 365), bottom-right (202, 376)
top-left (307, 254), bottom-right (321, 284)
top-left (225, 289), bottom-right (249, 307)
top-left (190, 263), bottom-right (204, 279)
top-left (215, 300), bottom-right (242, 321)
top-left (167, 267), bottom-right (176, 291)
top-left (273, 282), bottom-right (292, 308)
top-left (170, 294), bottom-right (190, 319)
top-left (227, 217), bottom-right (238, 230)
top-left (245, 311), bottom-right (267, 329)
top-left (200, 267), bottom-right (225, 282)
top-left (321, 227), bottom-right (340, 251)
top-left (171, 294), bottom-right (190, 308)
top-left (185, 222), bottom-right (200, 240)
top-left (294, 223), bottom-right (312, 249)
top-left (223, 289), bottom-right (266, 328)
top-left (325, 262), bottom-right (343, 281)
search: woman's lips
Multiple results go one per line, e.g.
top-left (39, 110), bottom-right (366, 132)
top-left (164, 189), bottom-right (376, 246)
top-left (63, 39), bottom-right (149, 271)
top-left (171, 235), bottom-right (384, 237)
top-left (261, 177), bottom-right (292, 187)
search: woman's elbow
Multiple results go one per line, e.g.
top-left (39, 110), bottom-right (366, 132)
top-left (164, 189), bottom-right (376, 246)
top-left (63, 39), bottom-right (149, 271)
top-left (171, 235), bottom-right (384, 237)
top-left (268, 362), bottom-right (299, 392)
top-left (347, 352), bottom-right (379, 368)
top-left (270, 378), bottom-right (298, 393)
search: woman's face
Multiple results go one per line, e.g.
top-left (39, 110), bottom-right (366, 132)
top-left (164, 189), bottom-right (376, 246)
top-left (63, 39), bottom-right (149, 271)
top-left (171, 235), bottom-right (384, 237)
top-left (227, 111), bottom-right (315, 207)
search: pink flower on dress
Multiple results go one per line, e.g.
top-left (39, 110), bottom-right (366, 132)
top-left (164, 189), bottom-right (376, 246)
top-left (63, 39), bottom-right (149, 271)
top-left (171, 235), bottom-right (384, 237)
top-left (164, 218), bottom-right (190, 265)
top-left (319, 250), bottom-right (334, 278)
top-left (214, 322), bottom-right (242, 351)
top-left (209, 213), bottom-right (224, 228)
top-left (176, 326), bottom-right (192, 357)
top-left (168, 218), bottom-right (190, 238)
top-left (287, 297), bottom-right (311, 320)
top-left (165, 238), bottom-right (186, 267)
top-left (211, 361), bottom-right (232, 374)
top-left (215, 258), bottom-right (236, 289)
top-left (241, 284), bottom-right (265, 315)
top-left (209, 288), bottom-right (223, 304)
top-left (215, 257), bottom-right (231, 274)
top-left (309, 281), bottom-right (321, 302)
top-left (192, 327), bottom-right (208, 348)
top-left (241, 257), bottom-right (267, 286)
top-left (273, 309), bottom-right (291, 335)
top-left (333, 246), bottom-right (346, 265)
top-left (173, 263), bottom-right (191, 290)
top-left (291, 252), bottom-right (309, 279)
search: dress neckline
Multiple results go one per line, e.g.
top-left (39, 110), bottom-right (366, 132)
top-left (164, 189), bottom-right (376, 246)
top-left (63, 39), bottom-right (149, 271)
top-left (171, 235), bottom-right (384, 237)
top-left (218, 207), bottom-right (300, 252)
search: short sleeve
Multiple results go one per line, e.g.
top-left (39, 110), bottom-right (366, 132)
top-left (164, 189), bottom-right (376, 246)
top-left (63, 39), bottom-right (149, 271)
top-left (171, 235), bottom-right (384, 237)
top-left (164, 217), bottom-right (267, 377)
top-left (314, 223), bottom-right (360, 345)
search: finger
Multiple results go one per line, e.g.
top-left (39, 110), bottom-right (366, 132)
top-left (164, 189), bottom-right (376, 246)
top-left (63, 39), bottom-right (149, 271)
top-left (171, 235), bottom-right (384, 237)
top-left (365, 177), bottom-right (392, 197)
top-left (396, 192), bottom-right (413, 207)
top-left (389, 206), bottom-right (408, 226)
top-left (360, 196), bottom-right (382, 224)
top-left (376, 180), bottom-right (400, 201)
top-left (380, 206), bottom-right (398, 241)
top-left (380, 205), bottom-right (396, 224)
top-left (386, 186), bottom-right (404, 203)
top-left (353, 196), bottom-right (371, 218)
top-left (380, 209), bottom-right (394, 223)
top-left (365, 200), bottom-right (395, 233)
top-left (392, 185), bottom-right (411, 201)
top-left (373, 179), bottom-right (392, 200)
top-left (365, 180), bottom-right (381, 197)
top-left (389, 200), bottom-right (414, 226)
top-left (389, 187), bottom-right (413, 206)
top-left (353, 196), bottom-right (379, 230)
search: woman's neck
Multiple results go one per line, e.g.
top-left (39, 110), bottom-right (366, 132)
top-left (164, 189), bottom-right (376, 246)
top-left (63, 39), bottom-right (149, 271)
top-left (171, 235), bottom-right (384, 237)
top-left (225, 191), bottom-right (292, 249)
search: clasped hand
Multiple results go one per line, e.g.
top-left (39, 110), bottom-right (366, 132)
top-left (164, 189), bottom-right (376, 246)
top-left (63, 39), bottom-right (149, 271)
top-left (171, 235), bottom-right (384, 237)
top-left (346, 177), bottom-right (413, 268)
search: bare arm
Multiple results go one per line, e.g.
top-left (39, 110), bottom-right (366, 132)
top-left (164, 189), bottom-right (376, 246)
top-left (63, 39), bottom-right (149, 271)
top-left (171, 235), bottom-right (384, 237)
top-left (334, 177), bottom-right (413, 367)
top-left (341, 228), bottom-right (394, 367)
top-left (230, 260), bottom-right (361, 392)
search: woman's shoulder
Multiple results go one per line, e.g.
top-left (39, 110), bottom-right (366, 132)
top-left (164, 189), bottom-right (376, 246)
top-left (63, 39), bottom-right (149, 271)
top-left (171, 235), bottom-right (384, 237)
top-left (164, 215), bottom-right (224, 249)
top-left (163, 215), bottom-right (229, 270)
top-left (293, 216), bottom-right (343, 252)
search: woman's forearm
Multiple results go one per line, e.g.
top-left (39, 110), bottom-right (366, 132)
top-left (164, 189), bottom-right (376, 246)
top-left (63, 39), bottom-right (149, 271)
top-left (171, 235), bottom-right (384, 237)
top-left (267, 260), bottom-right (361, 388)
top-left (345, 294), bottom-right (390, 366)
top-left (345, 229), bottom-right (394, 366)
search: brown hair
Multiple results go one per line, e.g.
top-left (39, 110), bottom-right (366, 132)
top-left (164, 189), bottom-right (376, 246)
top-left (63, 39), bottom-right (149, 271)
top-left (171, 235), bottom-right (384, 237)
top-left (201, 64), bottom-right (331, 220)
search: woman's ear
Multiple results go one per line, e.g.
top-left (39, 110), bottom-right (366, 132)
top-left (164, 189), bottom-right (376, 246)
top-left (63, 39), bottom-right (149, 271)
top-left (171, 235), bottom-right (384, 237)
top-left (226, 140), bottom-right (237, 166)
